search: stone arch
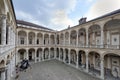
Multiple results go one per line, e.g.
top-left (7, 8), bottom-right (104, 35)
top-left (56, 48), bottom-right (59, 58)
top-left (44, 48), bottom-right (49, 59)
top-left (78, 50), bottom-right (86, 67)
top-left (65, 32), bottom-right (69, 45)
top-left (57, 34), bottom-right (59, 44)
top-left (6, 55), bottom-right (10, 65)
top-left (104, 19), bottom-right (120, 49)
top-left (78, 28), bottom-right (86, 46)
top-left (37, 33), bottom-right (43, 45)
top-left (28, 32), bottom-right (35, 44)
top-left (44, 34), bottom-right (49, 45)
top-left (18, 30), bottom-right (27, 45)
top-left (65, 48), bottom-right (69, 63)
top-left (37, 48), bottom-right (42, 61)
top-left (70, 49), bottom-right (77, 65)
top-left (103, 52), bottom-right (120, 78)
top-left (88, 51), bottom-right (101, 74)
top-left (50, 48), bottom-right (54, 59)
top-left (70, 30), bottom-right (77, 46)
top-left (18, 49), bottom-right (26, 61)
top-left (88, 24), bottom-right (101, 46)
top-left (28, 48), bottom-right (35, 61)
top-left (50, 35), bottom-right (55, 45)
top-left (60, 33), bottom-right (64, 45)
top-left (60, 48), bottom-right (64, 60)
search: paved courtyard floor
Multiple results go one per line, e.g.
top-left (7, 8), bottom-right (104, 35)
top-left (18, 60), bottom-right (100, 80)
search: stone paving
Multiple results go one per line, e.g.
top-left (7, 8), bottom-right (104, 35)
top-left (17, 60), bottom-right (100, 80)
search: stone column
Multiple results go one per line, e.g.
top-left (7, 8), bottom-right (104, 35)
top-left (86, 51), bottom-right (89, 72)
top-left (76, 30), bottom-right (78, 47)
top-left (35, 33), bottom-right (37, 45)
top-left (100, 57), bottom-right (104, 80)
top-left (54, 48), bottom-right (56, 59)
top-left (63, 49), bottom-right (66, 63)
top-left (76, 50), bottom-right (79, 68)
top-left (48, 48), bottom-right (50, 60)
top-left (35, 49), bottom-right (37, 63)
top-left (86, 28), bottom-right (89, 47)
top-left (0, 14), bottom-right (7, 45)
top-left (49, 34), bottom-right (50, 45)
top-left (43, 33), bottom-right (44, 45)
top-left (101, 26), bottom-right (104, 48)
top-left (63, 33), bottom-right (65, 46)
top-left (26, 48), bottom-right (29, 60)
top-left (26, 32), bottom-right (29, 45)
top-left (42, 48), bottom-right (44, 61)
top-left (69, 31), bottom-right (71, 46)
top-left (59, 48), bottom-right (61, 60)
top-left (68, 49), bottom-right (71, 64)
top-left (8, 25), bottom-right (11, 45)
top-left (1, 71), bottom-right (6, 80)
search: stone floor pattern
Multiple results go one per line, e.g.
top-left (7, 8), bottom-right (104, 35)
top-left (18, 60), bottom-right (100, 80)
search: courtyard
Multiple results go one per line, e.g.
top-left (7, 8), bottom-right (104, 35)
top-left (17, 60), bottom-right (100, 80)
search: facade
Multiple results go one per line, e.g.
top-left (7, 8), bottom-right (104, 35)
top-left (1, 0), bottom-right (120, 80)
top-left (0, 0), bottom-right (16, 80)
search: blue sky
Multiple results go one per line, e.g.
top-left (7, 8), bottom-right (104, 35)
top-left (12, 0), bottom-right (120, 30)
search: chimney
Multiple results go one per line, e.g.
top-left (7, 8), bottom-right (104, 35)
top-left (79, 17), bottom-right (87, 25)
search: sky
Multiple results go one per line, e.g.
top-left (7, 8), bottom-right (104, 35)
top-left (12, 0), bottom-right (120, 31)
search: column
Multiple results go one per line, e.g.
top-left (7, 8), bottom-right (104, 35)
top-left (8, 25), bottom-right (11, 45)
top-left (35, 33), bottom-right (37, 45)
top-left (63, 33), bottom-right (65, 46)
top-left (1, 71), bottom-right (5, 80)
top-left (48, 48), bottom-right (50, 60)
top-left (69, 31), bottom-right (71, 46)
top-left (59, 48), bottom-right (61, 60)
top-left (86, 28), bottom-right (89, 47)
top-left (76, 50), bottom-right (79, 68)
top-left (49, 34), bottom-right (50, 45)
top-left (86, 52), bottom-right (89, 72)
top-left (63, 49), bottom-right (66, 63)
top-left (26, 49), bottom-right (29, 60)
top-left (68, 49), bottom-right (71, 64)
top-left (43, 33), bottom-right (44, 45)
top-left (76, 30), bottom-right (78, 47)
top-left (35, 49), bottom-right (37, 63)
top-left (54, 48), bottom-right (56, 59)
top-left (101, 26), bottom-right (104, 48)
top-left (26, 32), bottom-right (29, 45)
top-left (100, 57), bottom-right (104, 79)
top-left (1, 14), bottom-right (7, 45)
top-left (54, 34), bottom-right (57, 45)
top-left (42, 48), bottom-right (44, 61)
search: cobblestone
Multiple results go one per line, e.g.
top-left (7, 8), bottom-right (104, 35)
top-left (18, 60), bottom-right (100, 80)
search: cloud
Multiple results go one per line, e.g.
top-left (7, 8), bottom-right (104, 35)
top-left (13, 0), bottom-right (77, 30)
top-left (85, 0), bottom-right (120, 20)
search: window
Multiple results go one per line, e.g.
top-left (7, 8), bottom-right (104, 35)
top-left (37, 39), bottom-right (39, 44)
top-left (29, 38), bottom-right (32, 44)
top-left (20, 37), bottom-right (24, 44)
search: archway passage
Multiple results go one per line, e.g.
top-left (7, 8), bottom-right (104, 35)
top-left (44, 48), bottom-right (49, 60)
top-left (37, 48), bottom-right (42, 62)
top-left (50, 48), bottom-right (54, 59)
top-left (56, 48), bottom-right (59, 58)
top-left (28, 49), bottom-right (35, 61)
top-left (18, 49), bottom-right (26, 61)
top-left (70, 50), bottom-right (77, 65)
top-left (65, 49), bottom-right (69, 63)
top-left (78, 50), bottom-right (86, 69)
top-left (104, 53), bottom-right (120, 80)
top-left (88, 51), bottom-right (100, 76)
top-left (60, 48), bottom-right (63, 60)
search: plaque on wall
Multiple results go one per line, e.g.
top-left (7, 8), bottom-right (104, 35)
top-left (112, 57), bottom-right (119, 66)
